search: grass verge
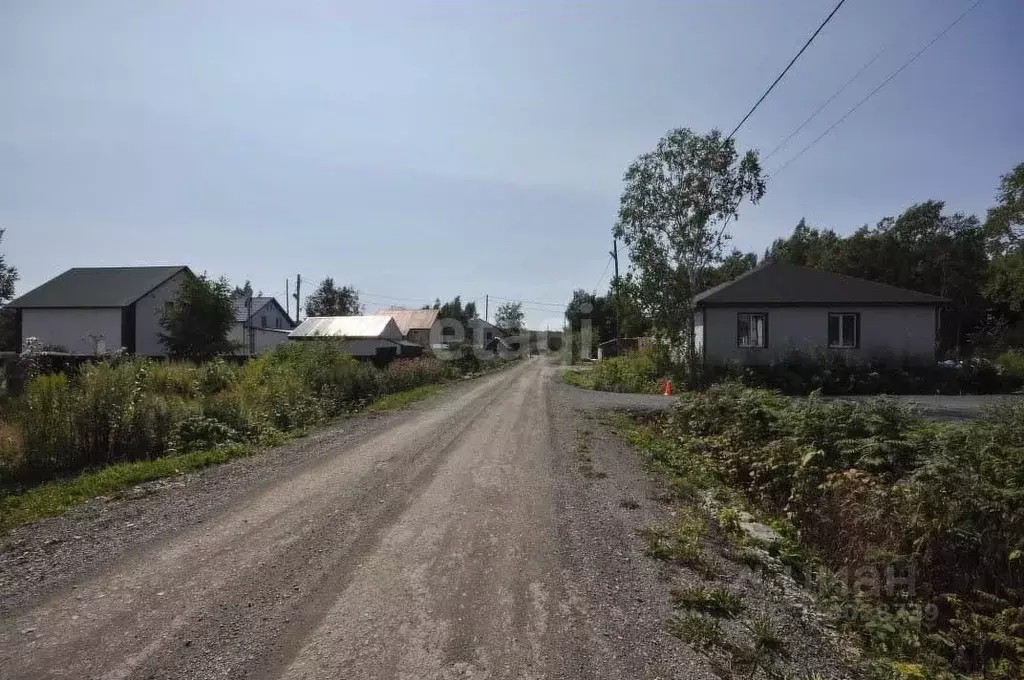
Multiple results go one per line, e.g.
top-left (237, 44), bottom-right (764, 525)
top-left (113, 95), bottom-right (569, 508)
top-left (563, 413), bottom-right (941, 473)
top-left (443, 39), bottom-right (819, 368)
top-left (0, 443), bottom-right (256, 534)
top-left (367, 384), bottom-right (443, 412)
top-left (0, 382), bottom-right (449, 534)
top-left (561, 368), bottom-right (595, 389)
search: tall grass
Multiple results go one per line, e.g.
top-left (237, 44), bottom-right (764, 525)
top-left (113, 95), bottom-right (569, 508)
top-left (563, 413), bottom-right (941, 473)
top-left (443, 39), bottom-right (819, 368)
top-left (0, 343), bottom-right (455, 488)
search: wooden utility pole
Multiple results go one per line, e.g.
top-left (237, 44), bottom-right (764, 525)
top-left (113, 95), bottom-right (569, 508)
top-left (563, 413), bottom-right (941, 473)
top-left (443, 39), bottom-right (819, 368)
top-left (293, 274), bottom-right (302, 324)
top-left (285, 278), bottom-right (290, 319)
top-left (610, 239), bottom-right (620, 339)
top-left (485, 294), bottom-right (489, 322)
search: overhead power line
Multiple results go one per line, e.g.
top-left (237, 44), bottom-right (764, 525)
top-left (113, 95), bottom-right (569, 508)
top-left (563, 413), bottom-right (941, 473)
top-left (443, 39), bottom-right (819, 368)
top-left (771, 0), bottom-right (985, 177)
top-left (727, 0), bottom-right (848, 140)
top-left (763, 11), bottom-right (919, 162)
top-left (487, 294), bottom-right (565, 309)
top-left (594, 256), bottom-right (613, 293)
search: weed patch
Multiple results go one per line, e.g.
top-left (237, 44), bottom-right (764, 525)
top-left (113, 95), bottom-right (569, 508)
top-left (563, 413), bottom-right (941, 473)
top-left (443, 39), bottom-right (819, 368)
top-left (618, 382), bottom-right (1024, 678)
top-left (671, 586), bottom-right (743, 617)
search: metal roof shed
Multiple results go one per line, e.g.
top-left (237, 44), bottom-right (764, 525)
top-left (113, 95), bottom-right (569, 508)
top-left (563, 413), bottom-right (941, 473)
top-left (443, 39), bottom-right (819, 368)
top-left (288, 315), bottom-right (405, 358)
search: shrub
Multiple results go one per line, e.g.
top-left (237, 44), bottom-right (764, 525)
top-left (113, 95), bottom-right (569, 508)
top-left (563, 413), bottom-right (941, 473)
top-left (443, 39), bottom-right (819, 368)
top-left (383, 357), bottom-right (446, 394)
top-left (196, 358), bottom-right (239, 394)
top-left (589, 349), bottom-right (662, 393)
top-left (20, 373), bottom-right (76, 474)
top-left (3, 341), bottom-right (469, 486)
top-left (654, 384), bottom-right (1024, 676)
top-left (142, 361), bottom-right (201, 398)
top-left (0, 421), bottom-right (24, 476)
top-left (703, 351), bottom-right (1024, 395)
top-left (995, 350), bottom-right (1024, 380)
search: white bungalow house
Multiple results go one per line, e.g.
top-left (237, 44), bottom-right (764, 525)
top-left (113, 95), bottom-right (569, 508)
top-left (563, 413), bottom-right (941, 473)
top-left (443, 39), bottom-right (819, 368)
top-left (693, 261), bottom-right (948, 365)
top-left (8, 266), bottom-right (193, 356)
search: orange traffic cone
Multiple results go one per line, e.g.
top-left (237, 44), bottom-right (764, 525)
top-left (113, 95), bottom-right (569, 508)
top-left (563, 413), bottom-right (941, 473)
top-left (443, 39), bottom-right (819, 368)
top-left (663, 379), bottom-right (673, 397)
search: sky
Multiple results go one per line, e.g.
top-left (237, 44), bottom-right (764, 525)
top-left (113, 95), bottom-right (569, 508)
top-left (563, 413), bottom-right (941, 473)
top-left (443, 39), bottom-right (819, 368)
top-left (2, 0), bottom-right (1022, 330)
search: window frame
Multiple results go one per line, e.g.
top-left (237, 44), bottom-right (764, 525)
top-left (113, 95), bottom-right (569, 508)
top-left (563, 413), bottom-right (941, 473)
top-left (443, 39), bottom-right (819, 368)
top-left (736, 312), bottom-right (769, 349)
top-left (827, 312), bottom-right (860, 349)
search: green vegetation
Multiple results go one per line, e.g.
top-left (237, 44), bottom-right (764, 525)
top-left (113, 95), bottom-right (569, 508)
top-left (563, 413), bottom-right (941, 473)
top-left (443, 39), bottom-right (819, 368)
top-left (614, 127), bottom-right (766, 382)
top-left (702, 350), bottom-right (1024, 395)
top-left (619, 383), bottom-right (1024, 678)
top-left (305, 277), bottom-right (362, 317)
top-left (561, 348), bottom-right (666, 393)
top-left (0, 343), bottom-right (458, 494)
top-left (671, 586), bottom-right (743, 617)
top-left (159, 273), bottom-right (238, 359)
top-left (668, 612), bottom-right (723, 650)
top-left (367, 384), bottom-right (443, 412)
top-left (0, 443), bottom-right (255, 533)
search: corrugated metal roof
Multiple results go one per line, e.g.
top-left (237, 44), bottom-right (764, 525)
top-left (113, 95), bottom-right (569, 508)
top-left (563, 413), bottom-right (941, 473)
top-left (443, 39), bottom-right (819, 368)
top-left (9, 266), bottom-right (190, 308)
top-left (384, 308), bottom-right (440, 335)
top-left (694, 261), bottom-right (949, 306)
top-left (288, 315), bottom-right (403, 340)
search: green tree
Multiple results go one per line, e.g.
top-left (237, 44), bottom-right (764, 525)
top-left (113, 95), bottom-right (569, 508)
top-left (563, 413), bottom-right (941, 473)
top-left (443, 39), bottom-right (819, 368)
top-left (704, 249), bottom-right (758, 288)
top-left (437, 296), bottom-right (477, 326)
top-left (306, 278), bottom-right (362, 317)
top-left (613, 128), bottom-right (766, 378)
top-left (770, 202), bottom-right (987, 354)
top-left (494, 301), bottom-right (525, 334)
top-left (984, 162), bottom-right (1024, 255)
top-left (232, 280), bottom-right (254, 299)
top-left (159, 274), bottom-right (237, 360)
top-left (0, 229), bottom-right (19, 350)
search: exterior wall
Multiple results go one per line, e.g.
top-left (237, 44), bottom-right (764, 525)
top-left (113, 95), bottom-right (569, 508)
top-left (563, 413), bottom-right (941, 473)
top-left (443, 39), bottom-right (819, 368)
top-left (693, 310), bottom-right (704, 355)
top-left (407, 321), bottom-right (443, 347)
top-left (134, 270), bottom-right (191, 356)
top-left (229, 325), bottom-right (291, 354)
top-left (21, 308), bottom-right (122, 355)
top-left (230, 301), bottom-right (294, 354)
top-left (288, 337), bottom-right (397, 357)
top-left (701, 305), bottom-right (937, 365)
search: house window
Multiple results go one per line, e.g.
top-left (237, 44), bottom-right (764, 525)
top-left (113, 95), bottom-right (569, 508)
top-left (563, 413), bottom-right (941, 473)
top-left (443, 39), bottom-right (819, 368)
top-left (737, 313), bottom-right (767, 348)
top-left (828, 313), bottom-right (859, 348)
top-left (485, 332), bottom-right (492, 342)
top-left (261, 315), bottom-right (267, 328)
top-left (275, 317), bottom-right (281, 329)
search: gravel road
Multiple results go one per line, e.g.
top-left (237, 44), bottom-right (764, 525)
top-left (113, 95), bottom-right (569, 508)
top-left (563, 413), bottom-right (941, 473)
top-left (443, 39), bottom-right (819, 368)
top-left (0, 358), bottom-right (852, 679)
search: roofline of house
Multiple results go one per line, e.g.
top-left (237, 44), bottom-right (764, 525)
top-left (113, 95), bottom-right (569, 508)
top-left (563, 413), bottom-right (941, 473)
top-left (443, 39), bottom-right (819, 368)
top-left (131, 266), bottom-right (193, 305)
top-left (8, 266), bottom-right (193, 309)
top-left (238, 297), bottom-right (295, 327)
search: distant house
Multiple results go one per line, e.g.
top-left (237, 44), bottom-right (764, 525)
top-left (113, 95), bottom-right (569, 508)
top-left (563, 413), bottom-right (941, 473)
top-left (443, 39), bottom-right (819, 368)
top-left (231, 296), bottom-right (294, 355)
top-left (384, 308), bottom-right (441, 346)
top-left (288, 315), bottom-right (420, 360)
top-left (693, 261), bottom-right (948, 365)
top-left (8, 266), bottom-right (192, 356)
top-left (467, 317), bottom-right (505, 349)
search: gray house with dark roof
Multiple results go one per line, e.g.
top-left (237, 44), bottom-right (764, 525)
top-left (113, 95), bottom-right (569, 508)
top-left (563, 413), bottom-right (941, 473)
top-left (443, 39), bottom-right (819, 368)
top-left (8, 266), bottom-right (193, 355)
top-left (693, 261), bottom-right (948, 365)
top-left (231, 296), bottom-right (294, 355)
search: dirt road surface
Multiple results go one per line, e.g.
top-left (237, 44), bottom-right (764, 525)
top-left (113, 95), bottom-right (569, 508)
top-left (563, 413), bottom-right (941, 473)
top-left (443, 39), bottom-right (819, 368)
top-left (1, 359), bottom-right (720, 679)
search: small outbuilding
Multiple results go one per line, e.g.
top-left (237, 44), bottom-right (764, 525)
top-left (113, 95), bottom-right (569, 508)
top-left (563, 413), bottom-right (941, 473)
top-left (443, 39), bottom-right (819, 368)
top-left (288, 315), bottom-right (417, 361)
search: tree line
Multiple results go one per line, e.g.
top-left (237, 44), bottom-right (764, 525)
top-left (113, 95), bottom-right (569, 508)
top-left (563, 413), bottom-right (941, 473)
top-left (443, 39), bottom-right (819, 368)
top-left (563, 125), bottom-right (1023, 365)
